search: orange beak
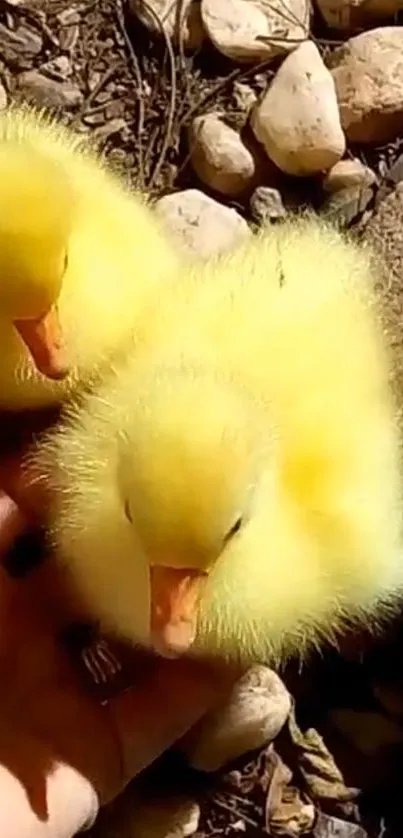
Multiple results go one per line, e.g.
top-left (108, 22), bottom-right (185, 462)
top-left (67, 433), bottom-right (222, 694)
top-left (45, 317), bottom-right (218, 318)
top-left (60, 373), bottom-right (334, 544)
top-left (14, 305), bottom-right (68, 380)
top-left (149, 566), bottom-right (208, 658)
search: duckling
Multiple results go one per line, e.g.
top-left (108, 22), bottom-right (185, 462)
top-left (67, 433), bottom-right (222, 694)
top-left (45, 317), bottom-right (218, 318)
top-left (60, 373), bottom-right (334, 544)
top-left (34, 219), bottom-right (403, 666)
top-left (0, 105), bottom-right (179, 410)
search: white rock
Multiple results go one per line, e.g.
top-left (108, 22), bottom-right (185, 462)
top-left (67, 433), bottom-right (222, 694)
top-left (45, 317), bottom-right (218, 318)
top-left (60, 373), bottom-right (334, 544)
top-left (331, 28), bottom-right (403, 144)
top-left (233, 81), bottom-right (258, 112)
top-left (155, 189), bottom-right (251, 259)
top-left (316, 0), bottom-right (403, 31)
top-left (251, 41), bottom-right (345, 176)
top-left (323, 158), bottom-right (377, 192)
top-left (201, 0), bottom-right (310, 63)
top-left (129, 0), bottom-right (205, 50)
top-left (182, 666), bottom-right (291, 772)
top-left (189, 114), bottom-right (257, 196)
top-left (0, 83), bottom-right (7, 111)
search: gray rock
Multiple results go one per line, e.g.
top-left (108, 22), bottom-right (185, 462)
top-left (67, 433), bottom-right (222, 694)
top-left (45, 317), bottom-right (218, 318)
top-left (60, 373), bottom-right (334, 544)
top-left (250, 186), bottom-right (287, 224)
top-left (17, 70), bottom-right (83, 110)
top-left (0, 23), bottom-right (42, 69)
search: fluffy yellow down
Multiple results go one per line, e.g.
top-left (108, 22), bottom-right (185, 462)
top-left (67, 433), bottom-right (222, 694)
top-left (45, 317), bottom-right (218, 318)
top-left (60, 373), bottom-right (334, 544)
top-left (36, 219), bottom-right (403, 665)
top-left (0, 105), bottom-right (179, 409)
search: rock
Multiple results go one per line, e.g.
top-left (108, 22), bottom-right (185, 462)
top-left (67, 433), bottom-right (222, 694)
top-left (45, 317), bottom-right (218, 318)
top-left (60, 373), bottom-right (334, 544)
top-left (0, 83), bottom-right (7, 111)
top-left (17, 70), bottom-right (83, 110)
top-left (181, 665), bottom-right (291, 772)
top-left (361, 184), bottom-right (403, 401)
top-left (201, 0), bottom-right (310, 63)
top-left (320, 184), bottom-right (374, 227)
top-left (323, 158), bottom-right (377, 192)
top-left (155, 189), bottom-right (251, 259)
top-left (233, 81), bottom-right (258, 113)
top-left (128, 0), bottom-right (205, 50)
top-left (250, 186), bottom-right (287, 224)
top-left (93, 118), bottom-right (127, 143)
top-left (0, 23), bottom-right (42, 69)
top-left (41, 55), bottom-right (73, 80)
top-left (251, 41), bottom-right (345, 176)
top-left (316, 0), bottom-right (403, 31)
top-left (330, 27), bottom-right (403, 144)
top-left (189, 114), bottom-right (257, 197)
top-left (313, 813), bottom-right (369, 838)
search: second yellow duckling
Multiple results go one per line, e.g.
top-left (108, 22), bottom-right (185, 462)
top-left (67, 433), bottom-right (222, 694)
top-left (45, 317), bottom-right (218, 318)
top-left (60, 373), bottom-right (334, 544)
top-left (35, 219), bottom-right (403, 666)
top-left (0, 105), bottom-right (180, 410)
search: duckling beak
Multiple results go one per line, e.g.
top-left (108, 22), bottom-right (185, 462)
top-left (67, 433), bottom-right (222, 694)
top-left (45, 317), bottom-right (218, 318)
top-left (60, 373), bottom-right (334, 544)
top-left (149, 566), bottom-right (208, 658)
top-left (14, 305), bottom-right (68, 380)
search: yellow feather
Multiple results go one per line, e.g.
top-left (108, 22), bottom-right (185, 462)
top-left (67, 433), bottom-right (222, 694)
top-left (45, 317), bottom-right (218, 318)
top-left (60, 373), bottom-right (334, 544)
top-left (35, 219), bottom-right (403, 665)
top-left (0, 105), bottom-right (179, 409)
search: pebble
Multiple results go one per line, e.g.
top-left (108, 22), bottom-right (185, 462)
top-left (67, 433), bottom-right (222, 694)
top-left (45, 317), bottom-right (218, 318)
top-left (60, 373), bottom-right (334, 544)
top-left (17, 70), bottom-right (83, 110)
top-left (330, 27), bottom-right (403, 144)
top-left (0, 83), bottom-right (7, 111)
top-left (251, 41), bottom-right (345, 176)
top-left (201, 0), bottom-right (310, 63)
top-left (189, 113), bottom-right (258, 197)
top-left (233, 81), bottom-right (258, 114)
top-left (323, 158), bottom-right (377, 193)
top-left (0, 23), bottom-right (42, 69)
top-left (182, 665), bottom-right (291, 772)
top-left (128, 0), bottom-right (205, 50)
top-left (319, 184), bottom-right (374, 228)
top-left (316, 0), bottom-right (403, 30)
top-left (155, 189), bottom-right (251, 259)
top-left (41, 55), bottom-right (73, 80)
top-left (250, 186), bottom-right (287, 224)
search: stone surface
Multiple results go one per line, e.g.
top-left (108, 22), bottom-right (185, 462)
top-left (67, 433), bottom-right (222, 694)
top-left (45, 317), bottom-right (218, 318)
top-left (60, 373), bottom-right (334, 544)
top-left (330, 27), bottom-right (403, 144)
top-left (201, 0), bottom-right (309, 63)
top-left (189, 114), bottom-right (257, 196)
top-left (250, 186), bottom-right (287, 224)
top-left (251, 41), bottom-right (345, 176)
top-left (0, 23), bottom-right (42, 69)
top-left (316, 0), bottom-right (403, 31)
top-left (181, 665), bottom-right (291, 772)
top-left (323, 158), bottom-right (377, 192)
top-left (0, 83), bottom-right (7, 111)
top-left (129, 0), bottom-right (205, 50)
top-left (155, 189), bottom-right (251, 259)
top-left (17, 70), bottom-right (83, 110)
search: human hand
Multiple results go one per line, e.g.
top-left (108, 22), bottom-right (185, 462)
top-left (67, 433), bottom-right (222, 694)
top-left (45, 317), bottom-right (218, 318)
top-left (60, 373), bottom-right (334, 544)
top-left (0, 435), bottom-right (238, 838)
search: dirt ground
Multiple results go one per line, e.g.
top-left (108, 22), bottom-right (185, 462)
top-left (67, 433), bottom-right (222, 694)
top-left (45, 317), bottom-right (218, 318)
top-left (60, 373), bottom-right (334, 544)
top-left (3, 1), bottom-right (403, 836)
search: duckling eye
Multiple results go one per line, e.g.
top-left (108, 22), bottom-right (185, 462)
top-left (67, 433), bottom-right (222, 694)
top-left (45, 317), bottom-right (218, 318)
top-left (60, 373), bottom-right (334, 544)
top-left (124, 499), bottom-right (133, 524)
top-left (224, 516), bottom-right (243, 544)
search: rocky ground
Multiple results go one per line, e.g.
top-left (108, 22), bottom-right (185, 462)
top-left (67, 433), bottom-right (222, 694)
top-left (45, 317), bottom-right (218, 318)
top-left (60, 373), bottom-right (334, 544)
top-left (3, 0), bottom-right (403, 836)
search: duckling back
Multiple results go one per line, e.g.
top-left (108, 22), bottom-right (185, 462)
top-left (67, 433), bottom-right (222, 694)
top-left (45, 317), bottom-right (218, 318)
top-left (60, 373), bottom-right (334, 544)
top-left (37, 219), bottom-right (403, 666)
top-left (0, 106), bottom-right (180, 410)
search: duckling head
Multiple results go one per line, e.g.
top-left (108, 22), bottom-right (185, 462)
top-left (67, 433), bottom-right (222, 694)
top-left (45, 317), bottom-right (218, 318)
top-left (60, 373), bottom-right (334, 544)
top-left (0, 147), bottom-right (75, 379)
top-left (114, 364), bottom-right (272, 659)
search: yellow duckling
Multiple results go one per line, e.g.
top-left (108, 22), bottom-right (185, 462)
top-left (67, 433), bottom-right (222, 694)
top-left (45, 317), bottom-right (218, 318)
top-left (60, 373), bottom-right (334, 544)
top-left (0, 105), bottom-right (179, 410)
top-left (35, 219), bottom-right (403, 666)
